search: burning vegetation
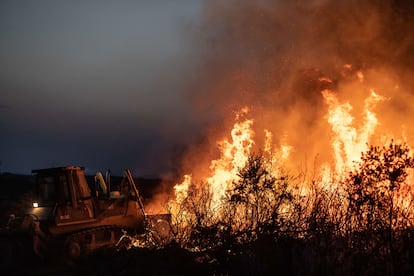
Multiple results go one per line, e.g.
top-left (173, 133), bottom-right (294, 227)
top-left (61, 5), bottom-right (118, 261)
top-left (121, 67), bottom-right (414, 274)
top-left (126, 1), bottom-right (414, 273)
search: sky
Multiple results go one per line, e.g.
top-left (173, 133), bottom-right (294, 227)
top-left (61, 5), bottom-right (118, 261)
top-left (0, 1), bottom-right (204, 176)
top-left (2, 0), bottom-right (414, 179)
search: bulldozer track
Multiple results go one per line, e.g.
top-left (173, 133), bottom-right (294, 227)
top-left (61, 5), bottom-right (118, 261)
top-left (63, 225), bottom-right (130, 262)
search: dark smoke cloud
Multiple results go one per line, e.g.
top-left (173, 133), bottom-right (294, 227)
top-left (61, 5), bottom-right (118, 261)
top-left (178, 0), bottom-right (414, 175)
top-left (191, 0), bottom-right (414, 107)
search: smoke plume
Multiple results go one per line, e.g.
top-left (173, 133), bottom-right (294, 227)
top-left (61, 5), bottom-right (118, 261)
top-left (175, 0), bottom-right (414, 179)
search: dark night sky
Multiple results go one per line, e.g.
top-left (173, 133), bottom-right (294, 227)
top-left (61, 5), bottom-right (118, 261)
top-left (0, 1), bottom-right (204, 177)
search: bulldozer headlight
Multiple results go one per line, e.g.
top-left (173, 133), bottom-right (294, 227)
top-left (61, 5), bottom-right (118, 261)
top-left (33, 202), bottom-right (39, 208)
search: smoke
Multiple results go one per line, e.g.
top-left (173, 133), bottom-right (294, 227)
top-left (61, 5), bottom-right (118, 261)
top-left (175, 0), bottom-right (414, 178)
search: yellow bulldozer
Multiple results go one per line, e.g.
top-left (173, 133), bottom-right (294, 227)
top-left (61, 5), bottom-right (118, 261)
top-left (5, 166), bottom-right (171, 261)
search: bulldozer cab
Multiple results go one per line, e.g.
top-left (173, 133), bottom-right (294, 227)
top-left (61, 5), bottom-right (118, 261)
top-left (32, 166), bottom-right (94, 225)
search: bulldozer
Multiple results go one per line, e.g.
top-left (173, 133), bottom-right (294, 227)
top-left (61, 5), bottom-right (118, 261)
top-left (6, 166), bottom-right (171, 261)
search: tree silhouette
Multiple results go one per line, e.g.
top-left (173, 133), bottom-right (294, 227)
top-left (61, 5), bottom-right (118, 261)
top-left (346, 141), bottom-right (414, 270)
top-left (227, 153), bottom-right (297, 240)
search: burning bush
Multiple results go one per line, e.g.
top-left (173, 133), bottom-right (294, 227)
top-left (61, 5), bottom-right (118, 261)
top-left (343, 141), bottom-right (414, 271)
top-left (227, 153), bottom-right (300, 239)
top-left (167, 152), bottom-right (298, 250)
top-left (346, 141), bottom-right (414, 234)
top-left (160, 140), bottom-right (414, 272)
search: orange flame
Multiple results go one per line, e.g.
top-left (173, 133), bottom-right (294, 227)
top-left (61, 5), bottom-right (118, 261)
top-left (322, 88), bottom-right (384, 177)
top-left (168, 68), bottom-right (413, 230)
top-left (171, 108), bottom-right (255, 213)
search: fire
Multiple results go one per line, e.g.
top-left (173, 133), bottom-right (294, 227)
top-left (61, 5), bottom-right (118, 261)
top-left (206, 108), bottom-right (254, 211)
top-left (171, 108), bottom-right (255, 214)
top-left (170, 107), bottom-right (296, 217)
top-left (322, 88), bottom-right (384, 177)
top-left (167, 67), bottom-right (414, 238)
top-left (174, 174), bottom-right (192, 203)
